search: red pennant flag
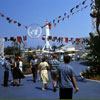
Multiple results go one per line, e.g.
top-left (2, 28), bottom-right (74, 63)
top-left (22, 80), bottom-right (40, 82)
top-left (54, 22), bottom-right (56, 27)
top-left (48, 36), bottom-right (52, 40)
top-left (42, 36), bottom-right (45, 40)
top-left (58, 16), bottom-right (61, 18)
top-left (49, 23), bottom-right (51, 29)
top-left (81, 41), bottom-right (84, 44)
top-left (25, 35), bottom-right (27, 40)
top-left (13, 20), bottom-right (17, 23)
top-left (54, 37), bottom-right (57, 40)
top-left (65, 38), bottom-right (68, 43)
top-left (84, 5), bottom-right (88, 8)
top-left (6, 17), bottom-right (10, 20)
top-left (17, 36), bottom-right (22, 42)
top-left (24, 26), bottom-right (28, 29)
top-left (76, 38), bottom-right (80, 43)
top-left (72, 12), bottom-right (75, 15)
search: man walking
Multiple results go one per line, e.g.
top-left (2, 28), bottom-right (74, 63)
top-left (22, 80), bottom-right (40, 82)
top-left (3, 57), bottom-right (10, 87)
top-left (30, 55), bottom-right (38, 83)
top-left (49, 54), bottom-right (60, 92)
top-left (57, 55), bottom-right (79, 99)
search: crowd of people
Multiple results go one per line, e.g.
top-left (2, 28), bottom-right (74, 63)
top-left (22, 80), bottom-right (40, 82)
top-left (1, 56), bottom-right (25, 86)
top-left (0, 54), bottom-right (79, 99)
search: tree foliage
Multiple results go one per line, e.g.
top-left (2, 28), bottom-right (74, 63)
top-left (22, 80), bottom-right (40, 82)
top-left (4, 46), bottom-right (21, 56)
top-left (86, 1), bottom-right (100, 75)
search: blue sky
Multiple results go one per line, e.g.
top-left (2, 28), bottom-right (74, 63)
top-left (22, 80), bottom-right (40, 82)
top-left (0, 0), bottom-right (92, 48)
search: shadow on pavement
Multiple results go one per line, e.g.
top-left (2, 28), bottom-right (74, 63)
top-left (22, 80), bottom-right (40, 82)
top-left (79, 61), bottom-right (91, 66)
top-left (35, 87), bottom-right (53, 91)
top-left (26, 79), bottom-right (33, 82)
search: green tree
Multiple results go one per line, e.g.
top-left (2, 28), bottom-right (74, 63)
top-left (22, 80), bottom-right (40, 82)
top-left (58, 44), bottom-right (65, 49)
top-left (36, 45), bottom-right (42, 50)
top-left (90, 0), bottom-right (100, 35)
top-left (52, 44), bottom-right (57, 51)
top-left (86, 0), bottom-right (100, 75)
top-left (4, 46), bottom-right (21, 57)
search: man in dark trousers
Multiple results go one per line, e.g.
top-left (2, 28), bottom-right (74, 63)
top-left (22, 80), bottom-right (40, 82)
top-left (3, 57), bottom-right (10, 87)
top-left (49, 54), bottom-right (60, 92)
top-left (30, 55), bottom-right (38, 83)
top-left (57, 55), bottom-right (79, 99)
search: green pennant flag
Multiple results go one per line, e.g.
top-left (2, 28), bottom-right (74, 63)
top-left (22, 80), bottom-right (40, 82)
top-left (8, 19), bottom-right (12, 23)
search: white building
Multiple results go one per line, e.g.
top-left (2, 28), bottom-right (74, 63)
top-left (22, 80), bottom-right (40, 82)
top-left (61, 44), bottom-right (75, 51)
top-left (0, 38), bottom-right (4, 57)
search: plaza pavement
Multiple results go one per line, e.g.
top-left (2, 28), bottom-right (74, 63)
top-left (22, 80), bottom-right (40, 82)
top-left (0, 60), bottom-right (100, 99)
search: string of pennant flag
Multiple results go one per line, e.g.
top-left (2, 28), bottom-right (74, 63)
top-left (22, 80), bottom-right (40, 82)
top-left (0, 13), bottom-right (28, 29)
top-left (0, 0), bottom-right (88, 30)
top-left (4, 35), bottom-right (27, 42)
top-left (4, 36), bottom-right (27, 49)
top-left (41, 35), bottom-right (88, 45)
top-left (41, 0), bottom-right (88, 29)
top-left (90, 0), bottom-right (95, 11)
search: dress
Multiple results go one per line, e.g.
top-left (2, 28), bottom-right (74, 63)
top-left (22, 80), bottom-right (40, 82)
top-left (39, 61), bottom-right (50, 84)
top-left (13, 61), bottom-right (25, 80)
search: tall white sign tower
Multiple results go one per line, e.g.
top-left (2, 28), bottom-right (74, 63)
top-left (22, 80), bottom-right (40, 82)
top-left (42, 21), bottom-right (52, 51)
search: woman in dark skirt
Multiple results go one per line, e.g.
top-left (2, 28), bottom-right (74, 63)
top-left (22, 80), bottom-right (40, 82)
top-left (12, 57), bottom-right (25, 86)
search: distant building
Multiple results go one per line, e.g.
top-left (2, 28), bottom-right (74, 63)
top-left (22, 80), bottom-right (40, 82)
top-left (0, 38), bottom-right (4, 58)
top-left (61, 44), bottom-right (75, 51)
top-left (74, 37), bottom-right (90, 58)
top-left (55, 37), bottom-right (90, 59)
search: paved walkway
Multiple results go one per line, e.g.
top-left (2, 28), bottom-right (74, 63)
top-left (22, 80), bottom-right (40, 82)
top-left (0, 60), bottom-right (100, 99)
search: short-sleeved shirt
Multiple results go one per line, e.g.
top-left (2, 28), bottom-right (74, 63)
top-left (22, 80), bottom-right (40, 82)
top-left (1, 58), bottom-right (5, 66)
top-left (30, 59), bottom-right (38, 66)
top-left (38, 61), bottom-right (49, 70)
top-left (57, 62), bottom-right (76, 88)
top-left (49, 59), bottom-right (60, 70)
top-left (3, 60), bottom-right (10, 71)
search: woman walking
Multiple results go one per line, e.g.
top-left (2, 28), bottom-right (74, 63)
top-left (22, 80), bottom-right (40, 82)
top-left (12, 57), bottom-right (25, 86)
top-left (38, 56), bottom-right (50, 90)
